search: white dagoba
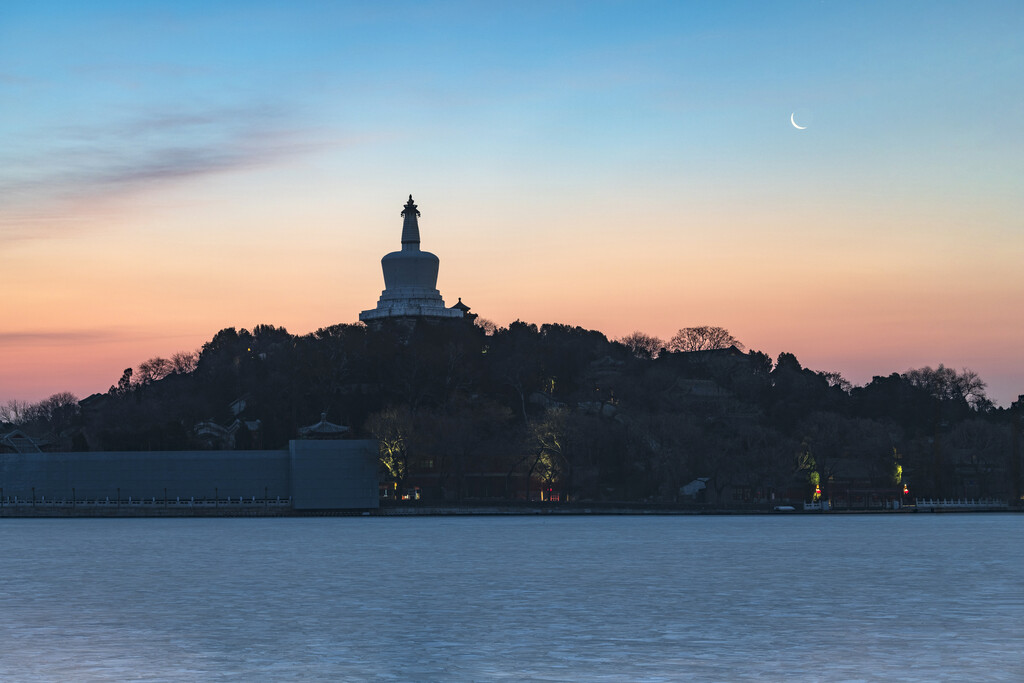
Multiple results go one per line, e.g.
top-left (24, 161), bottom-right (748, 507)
top-left (359, 195), bottom-right (464, 323)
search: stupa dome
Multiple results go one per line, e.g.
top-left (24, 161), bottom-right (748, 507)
top-left (359, 196), bottom-right (463, 323)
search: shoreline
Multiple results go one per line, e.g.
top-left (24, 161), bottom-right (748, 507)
top-left (1, 501), bottom-right (1016, 518)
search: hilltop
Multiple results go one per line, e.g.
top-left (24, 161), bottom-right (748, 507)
top-left (3, 320), bottom-right (1020, 506)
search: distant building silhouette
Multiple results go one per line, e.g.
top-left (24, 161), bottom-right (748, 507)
top-left (450, 297), bottom-right (477, 323)
top-left (298, 412), bottom-right (351, 439)
top-left (359, 195), bottom-right (465, 324)
top-left (0, 429), bottom-right (47, 454)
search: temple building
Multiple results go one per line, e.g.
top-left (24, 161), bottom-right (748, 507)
top-left (359, 195), bottom-right (466, 324)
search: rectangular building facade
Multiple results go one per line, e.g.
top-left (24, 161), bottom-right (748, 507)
top-left (0, 440), bottom-right (379, 511)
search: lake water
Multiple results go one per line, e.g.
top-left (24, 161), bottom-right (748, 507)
top-left (1, 514), bottom-right (1021, 681)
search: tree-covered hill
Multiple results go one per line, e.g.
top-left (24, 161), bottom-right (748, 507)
top-left (3, 319), bottom-right (1020, 505)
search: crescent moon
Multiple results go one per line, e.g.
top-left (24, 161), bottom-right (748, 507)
top-left (790, 113), bottom-right (807, 130)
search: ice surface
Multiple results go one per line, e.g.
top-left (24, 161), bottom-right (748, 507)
top-left (0, 515), bottom-right (1022, 681)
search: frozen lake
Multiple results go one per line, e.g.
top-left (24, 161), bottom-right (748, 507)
top-left (1, 514), bottom-right (1022, 681)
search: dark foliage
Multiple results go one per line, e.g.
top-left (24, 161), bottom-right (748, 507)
top-left (25, 318), bottom-right (1019, 504)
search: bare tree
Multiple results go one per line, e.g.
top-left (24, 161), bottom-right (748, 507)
top-left (365, 406), bottom-right (415, 493)
top-left (820, 371), bottom-right (853, 393)
top-left (903, 365), bottom-right (990, 410)
top-left (136, 357), bottom-right (175, 385)
top-left (33, 392), bottom-right (80, 434)
top-left (3, 393), bottom-right (81, 435)
top-left (474, 317), bottom-right (498, 335)
top-left (0, 399), bottom-right (33, 426)
top-left (171, 350), bottom-right (199, 374)
top-left (618, 331), bottom-right (665, 359)
top-left (668, 326), bottom-right (744, 352)
top-left (527, 409), bottom-right (569, 500)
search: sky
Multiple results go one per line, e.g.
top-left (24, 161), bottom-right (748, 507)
top-left (2, 0), bottom-right (1022, 406)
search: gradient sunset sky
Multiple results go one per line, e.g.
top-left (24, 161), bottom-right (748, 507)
top-left (2, 1), bottom-right (1022, 406)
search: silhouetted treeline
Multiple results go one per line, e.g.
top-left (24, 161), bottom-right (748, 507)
top-left (4, 320), bottom-right (1021, 504)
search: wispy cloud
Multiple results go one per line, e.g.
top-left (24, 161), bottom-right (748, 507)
top-left (0, 328), bottom-right (205, 348)
top-left (0, 104), bottom-right (338, 240)
top-left (0, 330), bottom-right (124, 347)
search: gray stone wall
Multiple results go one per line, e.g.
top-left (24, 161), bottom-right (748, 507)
top-left (0, 441), bottom-right (379, 510)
